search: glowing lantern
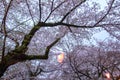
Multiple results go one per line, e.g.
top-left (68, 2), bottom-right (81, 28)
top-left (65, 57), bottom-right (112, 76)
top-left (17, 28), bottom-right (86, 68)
top-left (105, 72), bottom-right (110, 79)
top-left (57, 53), bottom-right (64, 63)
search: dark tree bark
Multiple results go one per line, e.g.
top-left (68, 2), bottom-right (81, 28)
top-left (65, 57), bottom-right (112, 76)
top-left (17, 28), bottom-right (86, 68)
top-left (0, 22), bottom-right (61, 77)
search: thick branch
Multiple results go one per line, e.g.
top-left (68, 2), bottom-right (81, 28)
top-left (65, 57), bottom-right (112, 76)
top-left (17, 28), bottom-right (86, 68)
top-left (11, 20), bottom-right (120, 53)
top-left (0, 37), bottom-right (60, 77)
top-left (45, 38), bottom-right (60, 55)
top-left (41, 22), bottom-right (93, 28)
top-left (16, 22), bottom-right (44, 53)
top-left (41, 22), bottom-right (120, 28)
top-left (25, 38), bottom-right (60, 60)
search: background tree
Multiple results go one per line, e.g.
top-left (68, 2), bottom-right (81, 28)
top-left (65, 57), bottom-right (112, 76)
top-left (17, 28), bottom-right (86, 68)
top-left (58, 41), bottom-right (120, 80)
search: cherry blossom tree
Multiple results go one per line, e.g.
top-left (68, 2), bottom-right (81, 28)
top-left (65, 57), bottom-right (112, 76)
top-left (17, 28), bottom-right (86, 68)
top-left (0, 0), bottom-right (120, 78)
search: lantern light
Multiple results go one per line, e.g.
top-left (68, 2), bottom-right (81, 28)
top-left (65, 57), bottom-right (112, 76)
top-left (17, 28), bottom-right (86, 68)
top-left (57, 53), bottom-right (64, 63)
top-left (105, 72), bottom-right (110, 79)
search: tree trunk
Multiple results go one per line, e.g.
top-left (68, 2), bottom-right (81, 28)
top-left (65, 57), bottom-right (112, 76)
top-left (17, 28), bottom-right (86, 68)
top-left (0, 53), bottom-right (27, 77)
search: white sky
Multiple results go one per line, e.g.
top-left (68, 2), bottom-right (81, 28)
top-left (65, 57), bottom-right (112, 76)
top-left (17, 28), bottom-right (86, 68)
top-left (95, 0), bottom-right (107, 6)
top-left (91, 0), bottom-right (109, 39)
top-left (91, 0), bottom-right (108, 8)
top-left (91, 31), bottom-right (109, 42)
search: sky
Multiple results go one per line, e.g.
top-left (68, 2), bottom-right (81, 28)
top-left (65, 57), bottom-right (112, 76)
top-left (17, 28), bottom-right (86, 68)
top-left (90, 0), bottom-right (110, 43)
top-left (95, 0), bottom-right (108, 7)
top-left (91, 31), bottom-right (110, 44)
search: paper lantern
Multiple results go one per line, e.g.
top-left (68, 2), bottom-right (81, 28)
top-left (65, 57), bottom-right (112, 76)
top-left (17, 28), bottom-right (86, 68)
top-left (57, 53), bottom-right (64, 63)
top-left (105, 72), bottom-right (110, 79)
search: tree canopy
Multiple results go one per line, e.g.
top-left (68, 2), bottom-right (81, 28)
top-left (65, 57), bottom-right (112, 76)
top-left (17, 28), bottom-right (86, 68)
top-left (0, 0), bottom-right (120, 79)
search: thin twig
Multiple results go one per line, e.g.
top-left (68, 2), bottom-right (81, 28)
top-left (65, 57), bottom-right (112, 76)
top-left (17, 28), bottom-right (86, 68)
top-left (60, 0), bottom-right (86, 22)
top-left (39, 0), bottom-right (41, 22)
top-left (93, 0), bottom-right (115, 27)
top-left (44, 0), bottom-right (66, 22)
top-left (1, 0), bottom-right (13, 62)
top-left (25, 0), bottom-right (35, 25)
